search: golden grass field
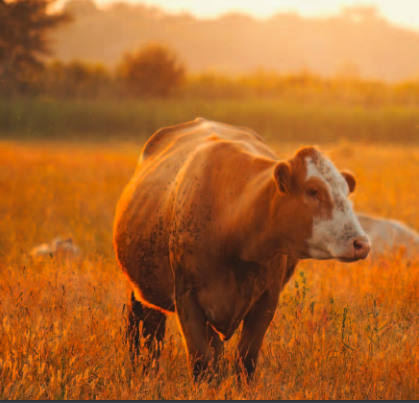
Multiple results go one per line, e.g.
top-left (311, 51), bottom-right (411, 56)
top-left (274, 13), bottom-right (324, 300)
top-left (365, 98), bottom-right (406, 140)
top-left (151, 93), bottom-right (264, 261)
top-left (1, 138), bottom-right (419, 399)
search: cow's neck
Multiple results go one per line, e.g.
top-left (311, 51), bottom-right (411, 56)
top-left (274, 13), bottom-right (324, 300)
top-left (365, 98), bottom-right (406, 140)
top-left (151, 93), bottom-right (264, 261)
top-left (232, 168), bottom-right (297, 263)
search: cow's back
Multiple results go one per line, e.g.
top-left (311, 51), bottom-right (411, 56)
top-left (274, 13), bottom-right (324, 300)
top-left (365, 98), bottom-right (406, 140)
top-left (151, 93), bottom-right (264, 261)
top-left (139, 117), bottom-right (275, 163)
top-left (113, 118), bottom-right (276, 311)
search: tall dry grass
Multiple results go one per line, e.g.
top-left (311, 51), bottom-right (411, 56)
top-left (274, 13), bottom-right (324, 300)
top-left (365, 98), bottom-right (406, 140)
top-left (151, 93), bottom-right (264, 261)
top-left (1, 139), bottom-right (419, 399)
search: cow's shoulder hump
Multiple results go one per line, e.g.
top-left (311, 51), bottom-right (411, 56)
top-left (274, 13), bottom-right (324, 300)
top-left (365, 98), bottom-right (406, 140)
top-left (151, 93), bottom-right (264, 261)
top-left (140, 118), bottom-right (275, 162)
top-left (139, 118), bottom-right (210, 162)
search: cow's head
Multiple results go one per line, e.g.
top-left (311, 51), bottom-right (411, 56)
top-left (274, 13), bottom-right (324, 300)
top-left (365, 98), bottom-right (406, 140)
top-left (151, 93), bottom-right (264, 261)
top-left (273, 146), bottom-right (370, 262)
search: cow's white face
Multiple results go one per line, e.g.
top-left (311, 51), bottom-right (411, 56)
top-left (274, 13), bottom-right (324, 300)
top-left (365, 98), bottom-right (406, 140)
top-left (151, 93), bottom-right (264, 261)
top-left (304, 155), bottom-right (370, 262)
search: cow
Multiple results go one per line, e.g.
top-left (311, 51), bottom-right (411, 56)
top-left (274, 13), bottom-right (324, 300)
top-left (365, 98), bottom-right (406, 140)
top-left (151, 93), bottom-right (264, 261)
top-left (356, 213), bottom-right (419, 257)
top-left (113, 118), bottom-right (370, 382)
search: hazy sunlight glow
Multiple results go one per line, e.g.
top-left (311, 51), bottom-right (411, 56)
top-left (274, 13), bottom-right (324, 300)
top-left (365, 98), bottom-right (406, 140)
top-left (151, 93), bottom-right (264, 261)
top-left (87, 0), bottom-right (419, 31)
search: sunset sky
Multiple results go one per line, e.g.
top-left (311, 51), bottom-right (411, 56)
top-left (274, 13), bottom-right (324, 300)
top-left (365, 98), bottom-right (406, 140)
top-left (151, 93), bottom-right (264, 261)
top-left (82, 0), bottom-right (419, 30)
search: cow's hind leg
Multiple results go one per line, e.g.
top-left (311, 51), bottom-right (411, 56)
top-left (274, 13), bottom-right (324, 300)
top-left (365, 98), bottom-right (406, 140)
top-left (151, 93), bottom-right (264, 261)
top-left (126, 291), bottom-right (143, 363)
top-left (126, 292), bottom-right (167, 368)
top-left (141, 305), bottom-right (167, 367)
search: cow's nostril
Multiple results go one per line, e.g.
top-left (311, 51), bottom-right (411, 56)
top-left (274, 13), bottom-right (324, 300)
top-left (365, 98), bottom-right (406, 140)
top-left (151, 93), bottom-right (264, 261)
top-left (353, 240), bottom-right (363, 250)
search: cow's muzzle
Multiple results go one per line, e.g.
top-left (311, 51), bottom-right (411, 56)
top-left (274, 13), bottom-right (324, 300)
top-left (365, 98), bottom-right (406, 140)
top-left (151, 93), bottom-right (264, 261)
top-left (337, 235), bottom-right (371, 262)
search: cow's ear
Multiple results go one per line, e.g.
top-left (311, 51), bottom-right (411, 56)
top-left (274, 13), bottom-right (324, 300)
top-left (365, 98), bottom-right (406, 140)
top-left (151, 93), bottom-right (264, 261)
top-left (341, 170), bottom-right (356, 194)
top-left (274, 162), bottom-right (292, 194)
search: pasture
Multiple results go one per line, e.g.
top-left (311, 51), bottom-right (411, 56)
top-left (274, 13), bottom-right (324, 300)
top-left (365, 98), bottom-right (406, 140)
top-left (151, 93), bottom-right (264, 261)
top-left (1, 137), bottom-right (419, 399)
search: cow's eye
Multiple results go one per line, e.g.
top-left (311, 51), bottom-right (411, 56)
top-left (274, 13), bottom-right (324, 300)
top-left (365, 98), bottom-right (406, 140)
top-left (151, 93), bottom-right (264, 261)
top-left (307, 188), bottom-right (319, 200)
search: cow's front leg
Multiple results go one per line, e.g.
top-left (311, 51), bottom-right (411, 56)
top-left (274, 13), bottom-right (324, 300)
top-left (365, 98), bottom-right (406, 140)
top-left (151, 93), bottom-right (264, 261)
top-left (206, 324), bottom-right (223, 379)
top-left (236, 289), bottom-right (279, 382)
top-left (175, 279), bottom-right (221, 381)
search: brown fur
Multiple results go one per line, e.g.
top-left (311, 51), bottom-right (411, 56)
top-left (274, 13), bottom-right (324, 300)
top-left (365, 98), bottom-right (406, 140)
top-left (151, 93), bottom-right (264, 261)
top-left (113, 118), bottom-right (355, 381)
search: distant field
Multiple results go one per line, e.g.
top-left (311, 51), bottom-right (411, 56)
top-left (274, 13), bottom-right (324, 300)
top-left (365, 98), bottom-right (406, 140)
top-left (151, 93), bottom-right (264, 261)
top-left (1, 98), bottom-right (419, 144)
top-left (1, 139), bottom-right (419, 399)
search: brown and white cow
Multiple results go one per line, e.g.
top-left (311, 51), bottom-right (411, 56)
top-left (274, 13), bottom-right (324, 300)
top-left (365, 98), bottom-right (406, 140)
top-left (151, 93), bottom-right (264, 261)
top-left (113, 118), bottom-right (370, 381)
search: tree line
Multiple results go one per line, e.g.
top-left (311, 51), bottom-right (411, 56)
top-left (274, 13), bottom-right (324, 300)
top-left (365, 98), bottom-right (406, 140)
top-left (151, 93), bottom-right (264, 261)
top-left (1, 0), bottom-right (419, 106)
top-left (0, 0), bottom-right (185, 98)
top-left (5, 44), bottom-right (186, 98)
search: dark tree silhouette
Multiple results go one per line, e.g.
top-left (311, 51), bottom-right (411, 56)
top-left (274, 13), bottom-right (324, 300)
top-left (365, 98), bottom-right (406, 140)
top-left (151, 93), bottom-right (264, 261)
top-left (0, 0), bottom-right (71, 92)
top-left (118, 44), bottom-right (185, 97)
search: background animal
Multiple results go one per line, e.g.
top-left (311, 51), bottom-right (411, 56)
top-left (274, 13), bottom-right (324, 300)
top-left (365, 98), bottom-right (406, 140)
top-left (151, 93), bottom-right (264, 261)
top-left (356, 213), bottom-right (419, 257)
top-left (29, 237), bottom-right (81, 259)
